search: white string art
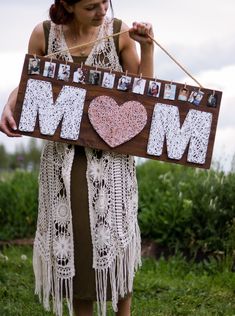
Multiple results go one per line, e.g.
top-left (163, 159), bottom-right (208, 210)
top-left (19, 79), bottom-right (86, 140)
top-left (147, 103), bottom-right (212, 164)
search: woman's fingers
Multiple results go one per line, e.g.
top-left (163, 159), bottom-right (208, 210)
top-left (133, 22), bottom-right (152, 35)
top-left (0, 112), bottom-right (21, 137)
top-left (129, 22), bottom-right (154, 45)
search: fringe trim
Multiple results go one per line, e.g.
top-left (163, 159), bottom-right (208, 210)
top-left (33, 243), bottom-right (74, 316)
top-left (95, 223), bottom-right (142, 316)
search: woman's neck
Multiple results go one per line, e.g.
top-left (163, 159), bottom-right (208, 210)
top-left (62, 20), bottom-right (102, 57)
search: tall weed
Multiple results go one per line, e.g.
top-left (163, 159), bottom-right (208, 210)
top-left (0, 171), bottom-right (38, 240)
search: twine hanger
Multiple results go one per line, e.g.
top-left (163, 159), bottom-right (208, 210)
top-left (45, 29), bottom-right (203, 88)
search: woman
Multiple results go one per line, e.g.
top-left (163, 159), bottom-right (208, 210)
top-left (0, 1), bottom-right (154, 316)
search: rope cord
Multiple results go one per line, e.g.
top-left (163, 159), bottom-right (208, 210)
top-left (45, 28), bottom-right (203, 88)
top-left (44, 30), bottom-right (129, 58)
top-left (147, 34), bottom-right (203, 88)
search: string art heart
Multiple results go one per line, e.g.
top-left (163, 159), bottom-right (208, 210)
top-left (88, 96), bottom-right (147, 148)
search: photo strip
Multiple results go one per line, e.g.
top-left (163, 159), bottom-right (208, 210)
top-left (188, 90), bottom-right (204, 106)
top-left (163, 83), bottom-right (177, 100)
top-left (88, 70), bottom-right (102, 85)
top-left (117, 75), bottom-right (132, 91)
top-left (73, 66), bottom-right (86, 84)
top-left (57, 64), bottom-right (71, 81)
top-left (147, 80), bottom-right (161, 97)
top-left (178, 87), bottom-right (189, 101)
top-left (101, 72), bottom-right (116, 89)
top-left (207, 93), bottom-right (217, 108)
top-left (28, 57), bottom-right (40, 75)
top-left (43, 61), bottom-right (56, 78)
top-left (132, 78), bottom-right (146, 95)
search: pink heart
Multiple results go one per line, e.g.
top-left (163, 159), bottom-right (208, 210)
top-left (88, 96), bottom-right (147, 148)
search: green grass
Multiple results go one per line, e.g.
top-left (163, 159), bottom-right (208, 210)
top-left (0, 246), bottom-right (235, 315)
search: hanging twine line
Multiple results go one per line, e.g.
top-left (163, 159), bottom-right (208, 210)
top-left (45, 29), bottom-right (203, 88)
top-left (146, 34), bottom-right (203, 88)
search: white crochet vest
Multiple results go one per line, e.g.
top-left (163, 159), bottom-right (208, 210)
top-left (33, 17), bottom-right (141, 316)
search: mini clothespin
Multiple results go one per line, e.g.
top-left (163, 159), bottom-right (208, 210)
top-left (184, 82), bottom-right (187, 89)
top-left (80, 62), bottom-right (83, 69)
top-left (125, 69), bottom-right (128, 77)
top-left (109, 67), bottom-right (113, 74)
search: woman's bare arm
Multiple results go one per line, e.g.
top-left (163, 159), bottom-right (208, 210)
top-left (119, 21), bottom-right (154, 77)
top-left (0, 23), bottom-right (45, 137)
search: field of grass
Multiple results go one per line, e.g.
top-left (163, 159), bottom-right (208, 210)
top-left (0, 246), bottom-right (235, 316)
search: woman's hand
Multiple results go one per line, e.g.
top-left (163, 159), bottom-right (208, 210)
top-left (129, 22), bottom-right (154, 47)
top-left (0, 87), bottom-right (22, 137)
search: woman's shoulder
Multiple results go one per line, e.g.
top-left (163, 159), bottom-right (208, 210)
top-left (111, 17), bottom-right (129, 32)
top-left (28, 21), bottom-right (48, 56)
top-left (117, 19), bottom-right (132, 52)
top-left (31, 21), bottom-right (45, 35)
top-left (113, 17), bottom-right (122, 31)
top-left (42, 20), bottom-right (51, 32)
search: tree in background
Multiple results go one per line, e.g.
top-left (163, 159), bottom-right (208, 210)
top-left (0, 139), bottom-right (43, 172)
top-left (0, 144), bottom-right (9, 170)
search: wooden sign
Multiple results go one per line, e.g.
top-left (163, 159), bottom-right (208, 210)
top-left (14, 54), bottom-right (222, 169)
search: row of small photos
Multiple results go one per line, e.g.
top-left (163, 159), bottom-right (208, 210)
top-left (28, 57), bottom-right (218, 108)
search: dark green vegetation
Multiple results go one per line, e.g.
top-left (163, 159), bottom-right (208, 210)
top-left (0, 170), bottom-right (38, 240)
top-left (1, 158), bottom-right (235, 260)
top-left (137, 160), bottom-right (235, 257)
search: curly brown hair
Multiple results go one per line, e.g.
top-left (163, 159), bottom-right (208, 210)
top-left (49, 0), bottom-right (113, 25)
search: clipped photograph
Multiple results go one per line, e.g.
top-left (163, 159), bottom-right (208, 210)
top-left (178, 87), bottom-right (189, 101)
top-left (43, 61), bottom-right (56, 78)
top-left (28, 57), bottom-right (40, 75)
top-left (88, 70), bottom-right (102, 85)
top-left (163, 83), bottom-right (177, 100)
top-left (207, 93), bottom-right (217, 108)
top-left (117, 75), bottom-right (132, 91)
top-left (73, 67), bottom-right (86, 83)
top-left (188, 90), bottom-right (198, 103)
top-left (101, 72), bottom-right (115, 89)
top-left (147, 80), bottom-right (161, 97)
top-left (57, 64), bottom-right (70, 81)
top-left (188, 90), bottom-right (204, 106)
top-left (132, 78), bottom-right (146, 95)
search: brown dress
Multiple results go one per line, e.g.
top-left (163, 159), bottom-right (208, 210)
top-left (43, 19), bottom-right (127, 301)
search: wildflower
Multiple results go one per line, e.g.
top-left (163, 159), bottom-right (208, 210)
top-left (0, 253), bottom-right (8, 261)
top-left (21, 254), bottom-right (27, 261)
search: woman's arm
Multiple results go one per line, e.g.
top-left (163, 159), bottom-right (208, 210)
top-left (119, 21), bottom-right (154, 77)
top-left (0, 23), bottom-right (45, 137)
top-left (27, 22), bottom-right (45, 56)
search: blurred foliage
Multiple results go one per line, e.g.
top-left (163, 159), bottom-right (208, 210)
top-left (137, 160), bottom-right (235, 255)
top-left (0, 170), bottom-right (38, 240)
top-left (0, 139), bottom-right (42, 171)
top-left (0, 145), bottom-right (235, 258)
